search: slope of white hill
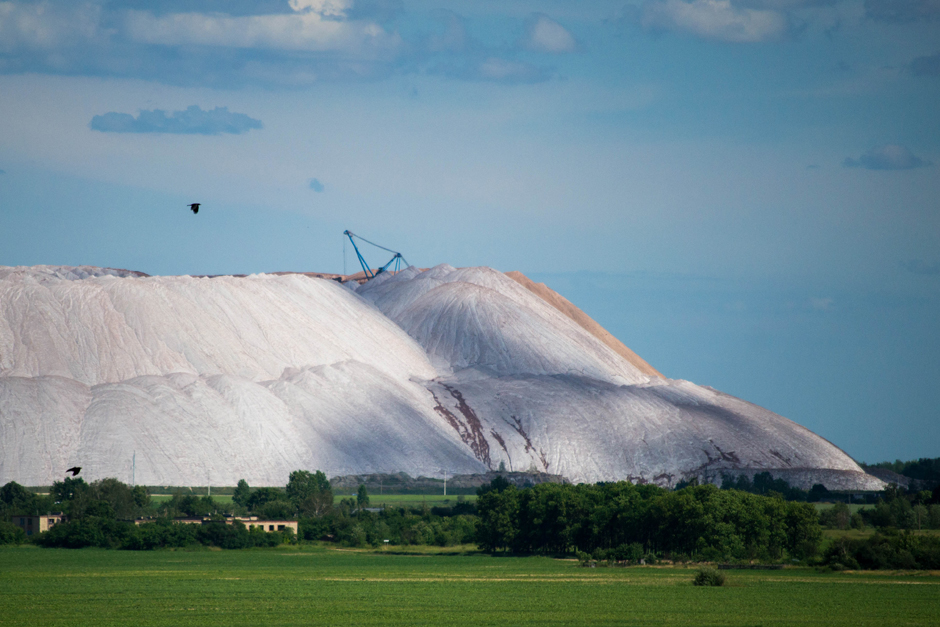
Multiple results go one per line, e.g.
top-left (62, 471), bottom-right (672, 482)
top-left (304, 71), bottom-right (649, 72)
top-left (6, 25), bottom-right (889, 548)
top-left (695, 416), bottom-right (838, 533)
top-left (0, 268), bottom-right (437, 385)
top-left (424, 375), bottom-right (880, 487)
top-left (0, 264), bottom-right (882, 490)
top-left (358, 265), bottom-right (649, 385)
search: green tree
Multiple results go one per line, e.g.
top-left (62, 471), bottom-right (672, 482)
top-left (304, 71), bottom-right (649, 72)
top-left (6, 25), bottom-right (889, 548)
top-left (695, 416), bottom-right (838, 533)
top-left (246, 487), bottom-right (284, 512)
top-left (0, 482), bottom-right (32, 509)
top-left (132, 485), bottom-right (150, 509)
top-left (233, 479), bottom-right (251, 508)
top-left (475, 478), bottom-right (520, 552)
top-left (286, 470), bottom-right (332, 517)
top-left (92, 478), bottom-right (138, 519)
top-left (819, 502), bottom-right (851, 529)
top-left (1, 482), bottom-right (52, 517)
top-left (51, 477), bottom-right (87, 504)
top-left (258, 500), bottom-right (294, 520)
top-left (51, 478), bottom-right (96, 519)
top-left (357, 485), bottom-right (370, 511)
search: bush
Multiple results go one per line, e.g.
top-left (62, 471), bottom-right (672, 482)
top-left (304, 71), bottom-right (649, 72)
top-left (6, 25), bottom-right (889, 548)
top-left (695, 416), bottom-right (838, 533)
top-left (819, 502), bottom-right (851, 529)
top-left (692, 567), bottom-right (726, 587)
top-left (0, 521), bottom-right (27, 545)
top-left (33, 517), bottom-right (136, 549)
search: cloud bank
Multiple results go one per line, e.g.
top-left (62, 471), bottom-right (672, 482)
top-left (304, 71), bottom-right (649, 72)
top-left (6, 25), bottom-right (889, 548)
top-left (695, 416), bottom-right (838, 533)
top-left (122, 8), bottom-right (400, 55)
top-left (0, 1), bottom-right (567, 87)
top-left (522, 14), bottom-right (577, 53)
top-left (843, 145), bottom-right (931, 170)
top-left (90, 106), bottom-right (263, 135)
top-left (864, 0), bottom-right (940, 23)
top-left (638, 0), bottom-right (791, 42)
top-left (431, 57), bottom-right (552, 84)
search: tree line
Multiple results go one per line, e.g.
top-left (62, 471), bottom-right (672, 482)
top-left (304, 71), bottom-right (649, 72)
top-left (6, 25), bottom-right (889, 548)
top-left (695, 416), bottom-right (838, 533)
top-left (4, 469), bottom-right (940, 569)
top-left (475, 477), bottom-right (820, 562)
top-left (862, 456), bottom-right (940, 486)
top-left (0, 471), bottom-right (476, 550)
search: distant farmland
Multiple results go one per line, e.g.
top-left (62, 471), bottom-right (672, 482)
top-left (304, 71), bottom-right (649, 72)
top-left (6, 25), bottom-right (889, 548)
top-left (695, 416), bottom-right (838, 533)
top-left (144, 492), bottom-right (475, 509)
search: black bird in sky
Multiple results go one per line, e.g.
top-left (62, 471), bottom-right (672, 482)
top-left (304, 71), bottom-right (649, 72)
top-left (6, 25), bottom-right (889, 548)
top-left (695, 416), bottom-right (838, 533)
top-left (65, 466), bottom-right (81, 477)
top-left (188, 203), bottom-right (200, 214)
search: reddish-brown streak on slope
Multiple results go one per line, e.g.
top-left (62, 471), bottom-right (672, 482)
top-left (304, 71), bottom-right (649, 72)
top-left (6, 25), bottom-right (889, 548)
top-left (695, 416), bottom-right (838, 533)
top-left (507, 415), bottom-right (534, 454)
top-left (503, 270), bottom-right (663, 378)
top-left (490, 429), bottom-right (511, 470)
top-left (429, 384), bottom-right (491, 468)
top-left (505, 415), bottom-right (549, 470)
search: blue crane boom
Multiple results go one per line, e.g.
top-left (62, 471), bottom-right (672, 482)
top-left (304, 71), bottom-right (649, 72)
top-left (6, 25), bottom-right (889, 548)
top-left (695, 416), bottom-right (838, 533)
top-left (343, 230), bottom-right (409, 280)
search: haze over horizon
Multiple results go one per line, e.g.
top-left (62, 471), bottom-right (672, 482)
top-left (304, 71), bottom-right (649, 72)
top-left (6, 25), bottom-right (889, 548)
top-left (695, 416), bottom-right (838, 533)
top-left (1, 0), bottom-right (938, 465)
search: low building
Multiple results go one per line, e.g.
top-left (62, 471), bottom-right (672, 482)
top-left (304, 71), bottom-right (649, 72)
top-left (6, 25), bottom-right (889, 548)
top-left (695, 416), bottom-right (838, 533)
top-left (11, 514), bottom-right (64, 537)
top-left (133, 516), bottom-right (297, 533)
top-left (238, 519), bottom-right (298, 534)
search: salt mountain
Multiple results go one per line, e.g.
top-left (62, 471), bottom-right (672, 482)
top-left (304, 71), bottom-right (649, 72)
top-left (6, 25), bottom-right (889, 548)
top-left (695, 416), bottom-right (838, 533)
top-left (0, 264), bottom-right (881, 490)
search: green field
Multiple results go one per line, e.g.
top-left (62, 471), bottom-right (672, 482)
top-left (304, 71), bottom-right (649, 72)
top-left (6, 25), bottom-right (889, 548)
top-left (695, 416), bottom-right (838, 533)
top-left (149, 494), bottom-right (234, 504)
top-left (1, 546), bottom-right (938, 627)
top-left (336, 493), bottom-right (477, 508)
top-left (813, 503), bottom-right (872, 514)
top-left (145, 493), bottom-right (473, 508)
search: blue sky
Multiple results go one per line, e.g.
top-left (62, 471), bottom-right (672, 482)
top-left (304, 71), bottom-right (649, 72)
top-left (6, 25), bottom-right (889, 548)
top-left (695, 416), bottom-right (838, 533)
top-left (1, 0), bottom-right (938, 464)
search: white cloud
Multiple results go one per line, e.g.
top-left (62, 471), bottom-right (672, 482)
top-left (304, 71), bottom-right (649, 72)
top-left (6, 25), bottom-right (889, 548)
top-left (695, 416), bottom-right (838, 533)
top-left (90, 105), bottom-right (262, 135)
top-left (641, 0), bottom-right (790, 43)
top-left (0, 1), bottom-right (105, 52)
top-left (123, 9), bottom-right (400, 56)
top-left (737, 0), bottom-right (835, 8)
top-left (809, 296), bottom-right (834, 310)
top-left (288, 0), bottom-right (353, 18)
top-left (843, 145), bottom-right (932, 170)
top-left (476, 57), bottom-right (548, 82)
top-left (864, 0), bottom-right (940, 23)
top-left (427, 10), bottom-right (470, 53)
top-left (524, 14), bottom-right (577, 54)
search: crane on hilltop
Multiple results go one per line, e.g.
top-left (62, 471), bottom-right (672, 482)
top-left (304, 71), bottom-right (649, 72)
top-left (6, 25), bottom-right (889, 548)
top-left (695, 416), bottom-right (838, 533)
top-left (343, 230), bottom-right (410, 281)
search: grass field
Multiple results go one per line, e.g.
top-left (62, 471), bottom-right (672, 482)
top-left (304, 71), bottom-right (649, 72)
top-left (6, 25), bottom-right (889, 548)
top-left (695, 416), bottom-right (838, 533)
top-left (149, 494), bottom-right (234, 504)
top-left (1, 546), bottom-right (937, 627)
top-left (338, 494), bottom-right (477, 509)
top-left (813, 503), bottom-right (872, 514)
top-left (822, 528), bottom-right (940, 540)
top-left (145, 494), bottom-right (473, 508)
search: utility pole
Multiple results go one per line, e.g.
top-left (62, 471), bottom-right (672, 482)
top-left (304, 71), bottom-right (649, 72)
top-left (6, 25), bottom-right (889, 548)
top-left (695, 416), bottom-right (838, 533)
top-left (132, 451), bottom-right (136, 487)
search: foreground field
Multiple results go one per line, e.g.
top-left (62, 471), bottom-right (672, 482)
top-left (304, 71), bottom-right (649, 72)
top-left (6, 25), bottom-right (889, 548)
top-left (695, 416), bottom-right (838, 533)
top-left (1, 547), bottom-right (938, 627)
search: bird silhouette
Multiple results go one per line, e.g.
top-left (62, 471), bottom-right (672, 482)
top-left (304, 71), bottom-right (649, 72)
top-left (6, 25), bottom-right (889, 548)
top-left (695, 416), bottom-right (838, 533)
top-left (65, 467), bottom-right (81, 477)
top-left (188, 203), bottom-right (200, 214)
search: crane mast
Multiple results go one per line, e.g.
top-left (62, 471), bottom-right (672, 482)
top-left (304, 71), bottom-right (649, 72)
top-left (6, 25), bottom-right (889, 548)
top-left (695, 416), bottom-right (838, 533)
top-left (343, 230), bottom-right (409, 280)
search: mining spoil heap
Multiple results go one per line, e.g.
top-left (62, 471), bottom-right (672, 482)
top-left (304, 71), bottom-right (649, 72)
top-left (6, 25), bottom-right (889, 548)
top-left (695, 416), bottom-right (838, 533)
top-left (0, 264), bottom-right (882, 490)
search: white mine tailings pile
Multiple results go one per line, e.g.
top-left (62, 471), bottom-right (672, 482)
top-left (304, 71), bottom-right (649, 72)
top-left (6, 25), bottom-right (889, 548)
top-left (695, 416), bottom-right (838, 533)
top-left (0, 264), bottom-right (882, 490)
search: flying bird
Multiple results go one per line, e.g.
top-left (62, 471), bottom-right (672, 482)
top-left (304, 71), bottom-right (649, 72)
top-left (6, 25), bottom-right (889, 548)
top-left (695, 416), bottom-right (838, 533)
top-left (188, 203), bottom-right (200, 214)
top-left (65, 467), bottom-right (81, 477)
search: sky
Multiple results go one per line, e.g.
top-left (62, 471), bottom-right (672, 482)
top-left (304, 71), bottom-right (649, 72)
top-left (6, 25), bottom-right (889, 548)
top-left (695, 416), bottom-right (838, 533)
top-left (1, 0), bottom-right (938, 465)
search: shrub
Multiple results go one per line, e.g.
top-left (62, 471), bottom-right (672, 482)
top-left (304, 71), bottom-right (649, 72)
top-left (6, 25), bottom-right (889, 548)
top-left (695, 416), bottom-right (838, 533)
top-left (692, 567), bottom-right (726, 587)
top-left (0, 521), bottom-right (26, 545)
